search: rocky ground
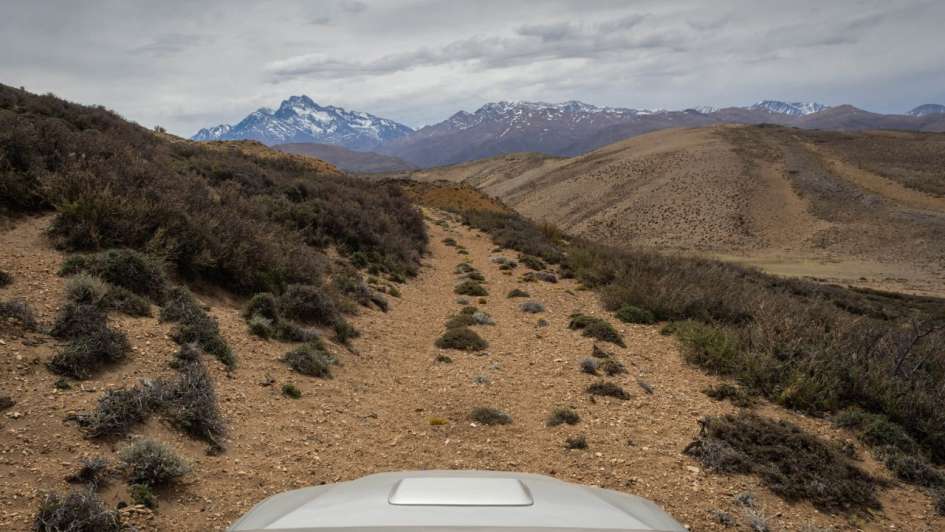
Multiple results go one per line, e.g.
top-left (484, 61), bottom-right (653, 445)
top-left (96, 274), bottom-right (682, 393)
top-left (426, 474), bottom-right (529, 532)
top-left (1, 212), bottom-right (942, 531)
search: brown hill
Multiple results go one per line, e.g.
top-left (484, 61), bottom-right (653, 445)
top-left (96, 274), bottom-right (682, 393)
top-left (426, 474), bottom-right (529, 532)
top-left (273, 143), bottom-right (414, 174)
top-left (411, 125), bottom-right (945, 296)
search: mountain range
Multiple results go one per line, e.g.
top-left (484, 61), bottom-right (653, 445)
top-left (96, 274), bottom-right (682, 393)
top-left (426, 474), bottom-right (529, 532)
top-left (193, 97), bottom-right (945, 169)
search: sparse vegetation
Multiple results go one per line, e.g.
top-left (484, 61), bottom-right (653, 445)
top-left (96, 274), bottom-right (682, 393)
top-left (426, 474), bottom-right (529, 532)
top-left (0, 270), bottom-right (12, 286)
top-left (684, 413), bottom-right (880, 512)
top-left (547, 407), bottom-right (580, 427)
top-left (565, 435), bottom-right (588, 450)
top-left (470, 407), bottom-right (511, 425)
top-left (435, 327), bottom-right (488, 351)
top-left (129, 483), bottom-right (158, 509)
top-left (568, 314), bottom-right (625, 347)
top-left (282, 383), bottom-right (302, 399)
top-left (445, 313), bottom-right (477, 329)
top-left (507, 288), bottom-right (529, 298)
top-left (160, 287), bottom-right (235, 368)
top-left (519, 301), bottom-right (544, 313)
top-left (615, 304), bottom-right (656, 324)
top-left (119, 439), bottom-right (190, 487)
top-left (33, 489), bottom-right (121, 532)
top-left (283, 342), bottom-right (333, 378)
top-left (580, 358), bottom-right (599, 375)
top-left (435, 354), bottom-right (453, 363)
top-left (277, 284), bottom-right (340, 326)
top-left (459, 207), bottom-right (945, 463)
top-left (454, 280), bottom-right (488, 296)
top-left (704, 383), bottom-right (757, 408)
top-left (599, 359), bottom-right (626, 376)
top-left (0, 298), bottom-right (37, 330)
top-left (66, 458), bottom-right (110, 491)
top-left (48, 326), bottom-right (131, 379)
top-left (586, 381), bottom-right (630, 400)
top-left (519, 255), bottom-right (546, 271)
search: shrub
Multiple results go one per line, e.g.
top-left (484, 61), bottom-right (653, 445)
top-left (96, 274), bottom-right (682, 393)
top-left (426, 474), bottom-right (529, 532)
top-left (684, 413), bottom-right (880, 512)
top-left (332, 320), bottom-right (359, 345)
top-left (70, 386), bottom-right (155, 439)
top-left (674, 321), bottom-right (741, 375)
top-left (102, 286), bottom-right (151, 317)
top-left (435, 327), bottom-right (488, 351)
top-left (0, 270), bottom-right (11, 286)
top-left (48, 327), bottom-right (131, 379)
top-left (580, 358), bottom-right (599, 375)
top-left (547, 407), bottom-right (580, 427)
top-left (522, 271), bottom-right (558, 283)
top-left (471, 311), bottom-right (495, 325)
top-left (455, 262), bottom-right (475, 274)
top-left (283, 342), bottom-right (333, 378)
top-left (615, 304), bottom-right (656, 324)
top-left (565, 435), bottom-right (588, 449)
top-left (637, 378), bottom-right (654, 394)
top-left (119, 439), bottom-right (190, 487)
top-left (568, 314), bottom-right (625, 347)
top-left (460, 305), bottom-right (478, 315)
top-left (0, 298), bottom-right (38, 330)
top-left (161, 287), bottom-right (234, 368)
top-left (704, 383), bottom-right (757, 408)
top-left (520, 255), bottom-right (546, 271)
top-left (586, 381), bottom-right (630, 400)
top-left (454, 280), bottom-right (488, 296)
top-left (244, 292), bottom-right (279, 321)
top-left (520, 301), bottom-right (544, 313)
top-left (592, 344), bottom-right (611, 358)
top-left (875, 447), bottom-right (945, 488)
top-left (507, 288), bottom-right (529, 298)
top-left (59, 249), bottom-right (168, 303)
top-left (470, 407), bottom-right (511, 425)
top-left (154, 360), bottom-right (226, 448)
top-left (50, 303), bottom-right (106, 339)
top-left (277, 284), bottom-right (339, 326)
top-left (442, 237), bottom-right (458, 247)
top-left (282, 383), bottom-right (302, 399)
top-left (62, 274), bottom-right (153, 317)
top-left (66, 458), bottom-right (110, 491)
top-left (430, 417), bottom-right (448, 426)
top-left (445, 314), bottom-right (477, 329)
top-left (934, 489), bottom-right (945, 516)
top-left (129, 483), bottom-right (157, 509)
top-left (600, 359), bottom-right (627, 376)
top-left (274, 320), bottom-right (319, 343)
top-left (462, 271), bottom-right (486, 282)
top-left (33, 489), bottom-right (121, 532)
top-left (248, 315), bottom-right (274, 339)
top-left (435, 354), bottom-right (453, 363)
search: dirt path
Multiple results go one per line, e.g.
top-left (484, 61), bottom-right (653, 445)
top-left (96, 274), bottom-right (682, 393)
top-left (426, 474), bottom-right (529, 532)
top-left (1, 213), bottom-right (941, 531)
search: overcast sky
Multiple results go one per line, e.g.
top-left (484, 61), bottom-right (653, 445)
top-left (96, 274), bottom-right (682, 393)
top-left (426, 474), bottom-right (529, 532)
top-left (2, 0), bottom-right (944, 136)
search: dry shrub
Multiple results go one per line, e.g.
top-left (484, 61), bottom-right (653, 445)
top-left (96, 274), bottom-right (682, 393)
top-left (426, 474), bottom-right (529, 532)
top-left (283, 342), bottom-right (333, 378)
top-left (586, 381), bottom-right (630, 400)
top-left (470, 407), bottom-right (511, 425)
top-left (568, 314), bottom-right (625, 347)
top-left (454, 280), bottom-right (488, 296)
top-left (435, 327), bottom-right (488, 351)
top-left (161, 287), bottom-right (234, 368)
top-left (547, 407), bottom-right (580, 427)
top-left (0, 298), bottom-right (38, 330)
top-left (119, 439), bottom-right (190, 487)
top-left (33, 489), bottom-right (121, 532)
top-left (684, 413), bottom-right (880, 513)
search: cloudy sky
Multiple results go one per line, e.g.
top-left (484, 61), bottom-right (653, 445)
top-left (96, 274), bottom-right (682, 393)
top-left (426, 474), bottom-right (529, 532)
top-left (2, 0), bottom-right (943, 136)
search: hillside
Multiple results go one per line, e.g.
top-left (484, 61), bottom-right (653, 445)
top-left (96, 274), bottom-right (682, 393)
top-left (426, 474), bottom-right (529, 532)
top-left (410, 125), bottom-right (945, 297)
top-left (273, 143), bottom-right (415, 174)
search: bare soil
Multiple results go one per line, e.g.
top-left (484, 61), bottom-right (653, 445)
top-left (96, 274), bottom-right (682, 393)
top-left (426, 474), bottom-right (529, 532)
top-left (1, 213), bottom-right (942, 531)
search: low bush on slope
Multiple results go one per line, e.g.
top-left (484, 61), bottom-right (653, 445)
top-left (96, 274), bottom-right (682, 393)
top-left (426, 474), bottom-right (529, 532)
top-left (459, 208), bottom-right (945, 468)
top-left (0, 84), bottom-right (426, 297)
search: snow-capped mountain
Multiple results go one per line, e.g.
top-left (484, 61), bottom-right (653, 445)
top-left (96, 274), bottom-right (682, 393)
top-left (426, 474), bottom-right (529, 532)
top-left (908, 104), bottom-right (945, 117)
top-left (191, 96), bottom-right (413, 150)
top-left (749, 100), bottom-right (829, 116)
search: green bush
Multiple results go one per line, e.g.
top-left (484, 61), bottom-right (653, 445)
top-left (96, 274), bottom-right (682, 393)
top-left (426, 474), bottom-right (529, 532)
top-left (129, 483), bottom-right (157, 509)
top-left (568, 314), bottom-right (625, 347)
top-left (284, 343), bottom-right (333, 378)
top-left (445, 314), bottom-right (478, 329)
top-left (674, 321), bottom-right (741, 375)
top-left (470, 407), bottom-right (511, 425)
top-left (119, 439), bottom-right (190, 487)
top-left (248, 315), bottom-right (274, 339)
top-left (684, 413), bottom-right (879, 512)
top-left (876, 447), bottom-right (945, 488)
top-left (463, 271), bottom-right (485, 282)
top-left (454, 280), bottom-right (488, 296)
top-left (33, 490), bottom-right (121, 532)
top-left (547, 407), bottom-right (580, 427)
top-left (615, 304), bottom-right (656, 324)
top-left (442, 237), bottom-right (458, 247)
top-left (586, 381), bottom-right (630, 400)
top-left (332, 320), bottom-right (359, 345)
top-left (244, 292), bottom-right (279, 321)
top-left (282, 383), bottom-right (302, 399)
top-left (435, 327), bottom-right (487, 351)
top-left (520, 255), bottom-right (546, 271)
top-left (507, 288), bottom-right (529, 298)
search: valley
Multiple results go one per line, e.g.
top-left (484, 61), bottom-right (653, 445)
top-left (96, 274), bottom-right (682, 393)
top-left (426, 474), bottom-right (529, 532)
top-left (406, 125), bottom-right (945, 297)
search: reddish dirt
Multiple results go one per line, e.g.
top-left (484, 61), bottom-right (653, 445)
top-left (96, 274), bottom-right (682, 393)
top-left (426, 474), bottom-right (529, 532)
top-left (0, 213), bottom-right (942, 531)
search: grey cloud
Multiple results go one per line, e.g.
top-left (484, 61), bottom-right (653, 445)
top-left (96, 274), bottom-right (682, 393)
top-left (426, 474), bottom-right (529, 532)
top-left (129, 33), bottom-right (209, 57)
top-left (339, 0), bottom-right (367, 14)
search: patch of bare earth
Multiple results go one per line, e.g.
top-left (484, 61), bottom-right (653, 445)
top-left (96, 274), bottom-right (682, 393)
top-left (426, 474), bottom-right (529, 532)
top-left (1, 212), bottom-right (942, 531)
